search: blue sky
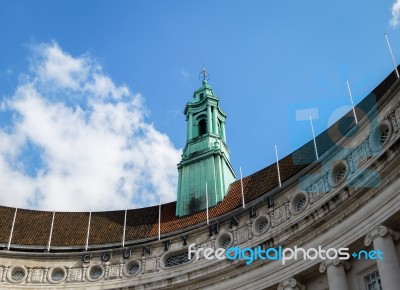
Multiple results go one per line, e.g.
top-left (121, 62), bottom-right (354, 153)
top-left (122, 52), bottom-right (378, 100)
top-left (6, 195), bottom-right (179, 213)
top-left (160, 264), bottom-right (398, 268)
top-left (0, 0), bottom-right (400, 211)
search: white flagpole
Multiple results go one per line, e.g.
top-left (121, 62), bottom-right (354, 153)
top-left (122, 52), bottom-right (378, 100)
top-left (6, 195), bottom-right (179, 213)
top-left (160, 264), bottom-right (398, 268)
top-left (85, 211), bottom-right (91, 251)
top-left (274, 144), bottom-right (282, 187)
top-left (47, 210), bottom-right (55, 252)
top-left (205, 182), bottom-right (209, 225)
top-left (158, 197), bottom-right (161, 240)
top-left (7, 208), bottom-right (18, 251)
top-left (122, 208), bottom-right (127, 247)
top-left (240, 166), bottom-right (245, 208)
top-left (384, 33), bottom-right (400, 78)
top-left (346, 79), bottom-right (358, 124)
top-left (310, 115), bottom-right (319, 160)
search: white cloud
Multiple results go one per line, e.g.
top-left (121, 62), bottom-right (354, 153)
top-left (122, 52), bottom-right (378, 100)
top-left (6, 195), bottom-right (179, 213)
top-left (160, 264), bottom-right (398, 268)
top-left (0, 42), bottom-right (181, 211)
top-left (390, 0), bottom-right (400, 28)
top-left (34, 42), bottom-right (88, 89)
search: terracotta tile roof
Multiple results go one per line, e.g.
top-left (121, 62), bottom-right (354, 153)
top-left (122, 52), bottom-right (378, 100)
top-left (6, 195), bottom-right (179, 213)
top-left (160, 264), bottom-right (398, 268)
top-left (12, 209), bottom-right (52, 246)
top-left (0, 67), bottom-right (398, 249)
top-left (0, 206), bottom-right (15, 245)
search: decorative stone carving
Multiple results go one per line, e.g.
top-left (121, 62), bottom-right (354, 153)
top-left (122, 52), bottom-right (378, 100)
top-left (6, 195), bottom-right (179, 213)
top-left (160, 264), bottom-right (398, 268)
top-left (389, 111), bottom-right (398, 132)
top-left (232, 228), bottom-right (238, 245)
top-left (277, 277), bottom-right (305, 290)
top-left (30, 268), bottom-right (43, 283)
top-left (43, 267), bottom-right (49, 283)
top-left (319, 259), bottom-right (351, 273)
top-left (364, 225), bottom-right (400, 246)
top-left (119, 263), bottom-right (124, 278)
top-left (273, 205), bottom-right (287, 226)
top-left (108, 264), bottom-right (119, 279)
top-left (68, 267), bottom-right (83, 282)
top-left (156, 257), bottom-right (160, 272)
top-left (247, 220), bottom-right (253, 240)
top-left (236, 226), bottom-right (249, 244)
top-left (104, 263), bottom-right (110, 280)
top-left (26, 267), bottom-right (32, 283)
top-left (1, 266), bottom-right (9, 282)
top-left (82, 266), bottom-right (88, 282)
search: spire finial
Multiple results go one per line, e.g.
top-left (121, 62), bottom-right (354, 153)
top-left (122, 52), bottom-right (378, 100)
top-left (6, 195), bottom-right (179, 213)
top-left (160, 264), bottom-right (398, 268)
top-left (199, 67), bottom-right (210, 84)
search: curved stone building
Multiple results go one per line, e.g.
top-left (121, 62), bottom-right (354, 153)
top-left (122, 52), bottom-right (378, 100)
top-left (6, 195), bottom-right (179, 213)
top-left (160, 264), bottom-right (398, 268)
top-left (1, 67), bottom-right (400, 290)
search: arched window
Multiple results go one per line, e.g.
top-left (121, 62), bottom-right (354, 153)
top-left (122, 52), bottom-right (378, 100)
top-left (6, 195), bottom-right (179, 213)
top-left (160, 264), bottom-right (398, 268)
top-left (199, 119), bottom-right (207, 136)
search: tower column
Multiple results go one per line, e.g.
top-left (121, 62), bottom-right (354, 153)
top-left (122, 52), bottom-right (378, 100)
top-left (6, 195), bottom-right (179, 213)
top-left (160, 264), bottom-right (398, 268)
top-left (207, 105), bottom-right (212, 133)
top-left (188, 113), bottom-right (193, 139)
top-left (364, 225), bottom-right (400, 290)
top-left (319, 259), bottom-right (351, 290)
top-left (221, 122), bottom-right (226, 142)
top-left (212, 106), bottom-right (218, 135)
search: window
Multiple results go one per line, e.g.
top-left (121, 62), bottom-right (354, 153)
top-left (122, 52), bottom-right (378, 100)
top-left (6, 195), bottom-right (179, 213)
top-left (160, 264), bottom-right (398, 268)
top-left (11, 267), bottom-right (25, 282)
top-left (252, 215), bottom-right (270, 235)
top-left (364, 271), bottom-right (382, 290)
top-left (217, 233), bottom-right (233, 249)
top-left (220, 237), bottom-right (232, 249)
top-left (165, 252), bottom-right (193, 267)
top-left (51, 268), bottom-right (66, 282)
top-left (199, 93), bottom-right (204, 100)
top-left (370, 122), bottom-right (392, 152)
top-left (199, 119), bottom-right (207, 136)
top-left (330, 161), bottom-right (348, 187)
top-left (89, 265), bottom-right (103, 280)
top-left (379, 127), bottom-right (389, 146)
top-left (125, 260), bottom-right (140, 276)
top-left (335, 166), bottom-right (347, 184)
top-left (295, 196), bottom-right (307, 212)
top-left (289, 192), bottom-right (308, 215)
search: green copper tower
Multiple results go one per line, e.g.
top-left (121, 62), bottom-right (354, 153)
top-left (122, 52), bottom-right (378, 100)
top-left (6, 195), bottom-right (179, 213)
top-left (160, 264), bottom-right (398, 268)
top-left (176, 70), bottom-right (236, 216)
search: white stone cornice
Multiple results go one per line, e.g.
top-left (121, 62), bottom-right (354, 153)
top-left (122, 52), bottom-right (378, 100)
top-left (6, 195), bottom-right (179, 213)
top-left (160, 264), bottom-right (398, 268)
top-left (364, 225), bottom-right (400, 246)
top-left (319, 259), bottom-right (351, 273)
top-left (277, 277), bottom-right (305, 290)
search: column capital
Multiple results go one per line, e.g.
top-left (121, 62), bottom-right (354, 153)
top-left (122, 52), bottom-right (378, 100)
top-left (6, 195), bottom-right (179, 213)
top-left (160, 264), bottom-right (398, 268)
top-left (364, 225), bottom-right (400, 246)
top-left (319, 259), bottom-right (351, 273)
top-left (277, 277), bottom-right (305, 290)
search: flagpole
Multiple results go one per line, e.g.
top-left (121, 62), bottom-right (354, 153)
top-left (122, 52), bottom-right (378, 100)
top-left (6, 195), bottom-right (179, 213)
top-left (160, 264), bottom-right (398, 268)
top-left (310, 115), bottom-right (319, 160)
top-left (158, 197), bottom-right (161, 240)
top-left (274, 144), bottom-right (282, 187)
top-left (384, 33), bottom-right (400, 78)
top-left (122, 208), bottom-right (127, 247)
top-left (346, 79), bottom-right (358, 124)
top-left (205, 182), bottom-right (209, 225)
top-left (240, 166), bottom-right (245, 208)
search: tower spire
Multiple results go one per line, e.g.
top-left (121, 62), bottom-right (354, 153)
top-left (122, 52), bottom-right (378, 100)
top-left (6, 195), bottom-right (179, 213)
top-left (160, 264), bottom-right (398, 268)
top-left (176, 73), bottom-right (236, 216)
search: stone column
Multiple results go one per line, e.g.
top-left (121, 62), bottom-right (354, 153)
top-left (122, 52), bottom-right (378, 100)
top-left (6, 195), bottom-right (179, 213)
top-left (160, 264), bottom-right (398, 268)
top-left (212, 106), bottom-right (218, 135)
top-left (207, 105), bottom-right (212, 133)
top-left (364, 225), bottom-right (400, 290)
top-left (221, 121), bottom-right (226, 142)
top-left (277, 277), bottom-right (305, 290)
top-left (187, 113), bottom-right (193, 139)
top-left (319, 259), bottom-right (351, 290)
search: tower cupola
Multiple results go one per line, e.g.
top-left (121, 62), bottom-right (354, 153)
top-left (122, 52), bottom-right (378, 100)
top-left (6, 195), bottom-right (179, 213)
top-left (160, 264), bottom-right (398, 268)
top-left (176, 69), bottom-right (236, 216)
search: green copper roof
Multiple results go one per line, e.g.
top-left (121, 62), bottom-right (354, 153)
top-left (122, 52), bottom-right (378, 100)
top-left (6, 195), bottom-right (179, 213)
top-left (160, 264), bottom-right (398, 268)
top-left (176, 79), bottom-right (236, 216)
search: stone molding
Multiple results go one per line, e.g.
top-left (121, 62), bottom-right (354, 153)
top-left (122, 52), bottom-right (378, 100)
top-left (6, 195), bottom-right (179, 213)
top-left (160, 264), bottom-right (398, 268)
top-left (277, 277), bottom-right (305, 290)
top-left (319, 259), bottom-right (351, 273)
top-left (364, 225), bottom-right (400, 246)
